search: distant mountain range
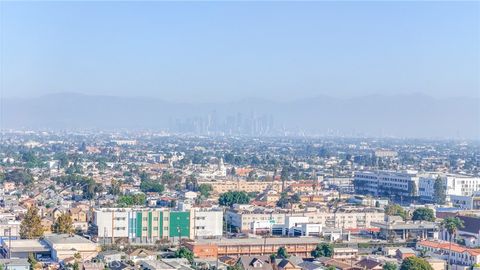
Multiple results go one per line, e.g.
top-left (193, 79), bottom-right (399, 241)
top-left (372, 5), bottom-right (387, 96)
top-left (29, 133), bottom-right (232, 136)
top-left (1, 93), bottom-right (479, 139)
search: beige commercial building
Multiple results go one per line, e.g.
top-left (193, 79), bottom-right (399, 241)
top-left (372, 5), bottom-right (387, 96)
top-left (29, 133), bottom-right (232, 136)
top-left (199, 180), bottom-right (283, 194)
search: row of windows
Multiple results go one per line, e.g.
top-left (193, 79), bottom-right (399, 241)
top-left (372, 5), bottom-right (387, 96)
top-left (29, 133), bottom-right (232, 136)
top-left (142, 226), bottom-right (169, 231)
top-left (142, 216), bottom-right (169, 221)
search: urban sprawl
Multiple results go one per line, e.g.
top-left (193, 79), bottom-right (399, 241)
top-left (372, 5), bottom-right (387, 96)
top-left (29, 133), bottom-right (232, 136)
top-left (0, 132), bottom-right (479, 270)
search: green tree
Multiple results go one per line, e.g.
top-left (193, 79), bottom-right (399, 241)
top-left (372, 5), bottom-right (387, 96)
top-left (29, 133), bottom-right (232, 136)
top-left (383, 262), bottom-right (398, 270)
top-left (198, 184), bottom-right (213, 198)
top-left (4, 169), bottom-right (34, 186)
top-left (218, 191), bottom-right (250, 207)
top-left (28, 253), bottom-right (38, 270)
top-left (441, 217), bottom-right (465, 267)
top-left (325, 267), bottom-right (336, 270)
top-left (140, 179), bottom-right (164, 193)
top-left (20, 206), bottom-right (44, 239)
top-left (433, 177), bottom-right (446, 205)
top-left (311, 243), bottom-right (333, 258)
top-left (117, 193), bottom-right (146, 206)
top-left (399, 257), bottom-right (433, 270)
top-left (385, 204), bottom-right (408, 220)
top-left (82, 178), bottom-right (103, 199)
top-left (53, 213), bottom-right (74, 234)
top-left (175, 247), bottom-right (194, 263)
top-left (109, 179), bottom-right (122, 196)
top-left (412, 208), bottom-right (435, 222)
top-left (277, 247), bottom-right (289, 259)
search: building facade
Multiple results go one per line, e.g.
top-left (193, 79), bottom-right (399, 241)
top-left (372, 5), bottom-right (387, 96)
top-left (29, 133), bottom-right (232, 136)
top-left (354, 170), bottom-right (419, 198)
top-left (93, 208), bottom-right (223, 243)
top-left (226, 206), bottom-right (384, 233)
top-left (419, 174), bottom-right (480, 203)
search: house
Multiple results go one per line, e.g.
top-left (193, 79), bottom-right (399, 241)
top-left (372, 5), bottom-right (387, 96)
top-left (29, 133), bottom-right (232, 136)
top-left (396, 248), bottom-right (416, 260)
top-left (276, 259), bottom-right (302, 270)
top-left (97, 250), bottom-right (126, 263)
top-left (237, 256), bottom-right (273, 270)
top-left (297, 260), bottom-right (324, 270)
top-left (320, 258), bottom-right (362, 270)
top-left (332, 248), bottom-right (358, 260)
top-left (354, 258), bottom-right (383, 270)
top-left (41, 218), bottom-right (54, 234)
top-left (20, 199), bottom-right (36, 209)
top-left (69, 208), bottom-right (88, 222)
top-left (139, 259), bottom-right (193, 270)
top-left (129, 249), bottom-right (157, 263)
top-left (83, 262), bottom-right (104, 270)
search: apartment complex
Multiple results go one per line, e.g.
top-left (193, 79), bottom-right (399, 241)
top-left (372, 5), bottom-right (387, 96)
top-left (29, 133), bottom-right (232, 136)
top-left (185, 237), bottom-right (321, 259)
top-left (198, 180), bottom-right (283, 194)
top-left (418, 174), bottom-right (480, 202)
top-left (417, 240), bottom-right (480, 266)
top-left (354, 170), bottom-right (419, 198)
top-left (93, 208), bottom-right (223, 243)
top-left (226, 205), bottom-right (384, 233)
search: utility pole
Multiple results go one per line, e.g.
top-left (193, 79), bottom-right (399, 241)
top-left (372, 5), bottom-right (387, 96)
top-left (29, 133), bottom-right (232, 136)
top-left (8, 227), bottom-right (11, 259)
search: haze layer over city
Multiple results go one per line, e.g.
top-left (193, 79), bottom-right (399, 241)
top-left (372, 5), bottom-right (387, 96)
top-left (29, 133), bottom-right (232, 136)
top-left (1, 1), bottom-right (479, 139)
top-left (0, 2), bottom-right (479, 270)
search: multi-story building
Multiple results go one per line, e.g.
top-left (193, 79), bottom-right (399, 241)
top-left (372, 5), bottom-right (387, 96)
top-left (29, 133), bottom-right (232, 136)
top-left (354, 170), bottom-right (419, 198)
top-left (185, 237), bottom-right (322, 259)
top-left (226, 205), bottom-right (384, 233)
top-left (226, 206), bottom-right (285, 233)
top-left (199, 180), bottom-right (282, 195)
top-left (93, 208), bottom-right (223, 244)
top-left (419, 174), bottom-right (480, 203)
top-left (417, 240), bottom-right (480, 266)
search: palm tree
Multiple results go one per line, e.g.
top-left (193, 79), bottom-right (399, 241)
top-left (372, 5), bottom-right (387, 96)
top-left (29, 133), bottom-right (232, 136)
top-left (441, 217), bottom-right (464, 269)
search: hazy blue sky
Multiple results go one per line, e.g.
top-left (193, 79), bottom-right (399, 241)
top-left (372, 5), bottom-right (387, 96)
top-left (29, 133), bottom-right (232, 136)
top-left (1, 1), bottom-right (479, 102)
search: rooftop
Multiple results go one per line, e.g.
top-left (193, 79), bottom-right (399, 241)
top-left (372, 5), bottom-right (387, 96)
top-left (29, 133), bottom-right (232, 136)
top-left (192, 237), bottom-right (321, 246)
top-left (44, 234), bottom-right (96, 245)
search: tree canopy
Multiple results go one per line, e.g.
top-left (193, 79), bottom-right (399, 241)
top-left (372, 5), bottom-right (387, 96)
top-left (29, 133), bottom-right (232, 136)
top-left (20, 206), bottom-right (44, 239)
top-left (4, 169), bottom-right (34, 186)
top-left (441, 217), bottom-right (464, 239)
top-left (412, 208), bottom-right (435, 222)
top-left (385, 204), bottom-right (408, 220)
top-left (383, 262), bottom-right (397, 270)
top-left (53, 213), bottom-right (74, 234)
top-left (433, 177), bottom-right (446, 205)
top-left (198, 184), bottom-right (213, 198)
top-left (174, 247), bottom-right (194, 263)
top-left (277, 247), bottom-right (289, 258)
top-left (118, 193), bottom-right (147, 206)
top-left (399, 257), bottom-right (433, 270)
top-left (218, 191), bottom-right (250, 207)
top-left (311, 243), bottom-right (333, 258)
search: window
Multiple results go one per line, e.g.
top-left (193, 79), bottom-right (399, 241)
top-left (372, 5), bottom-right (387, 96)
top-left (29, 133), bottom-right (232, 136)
top-left (143, 227), bottom-right (148, 231)
top-left (153, 217), bottom-right (158, 221)
top-left (164, 227), bottom-right (169, 230)
top-left (143, 217), bottom-right (148, 221)
top-left (153, 227), bottom-right (158, 230)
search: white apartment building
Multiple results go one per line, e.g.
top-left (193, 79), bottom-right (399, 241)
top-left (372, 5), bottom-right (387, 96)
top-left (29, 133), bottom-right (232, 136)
top-left (192, 210), bottom-right (223, 238)
top-left (419, 174), bottom-right (480, 203)
top-left (354, 170), bottom-right (420, 198)
top-left (417, 240), bottom-right (480, 266)
top-left (226, 205), bottom-right (384, 233)
top-left (94, 208), bottom-right (131, 241)
top-left (93, 208), bottom-right (223, 243)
